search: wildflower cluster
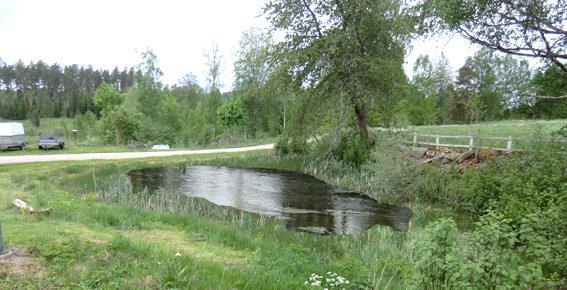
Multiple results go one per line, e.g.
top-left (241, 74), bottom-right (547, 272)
top-left (304, 272), bottom-right (352, 289)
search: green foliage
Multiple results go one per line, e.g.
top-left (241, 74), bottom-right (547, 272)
top-left (466, 94), bottom-right (486, 123)
top-left (99, 106), bottom-right (141, 145)
top-left (530, 65), bottom-right (567, 119)
top-left (412, 214), bottom-right (557, 289)
top-left (264, 0), bottom-right (410, 141)
top-left (159, 256), bottom-right (193, 288)
top-left (412, 218), bottom-right (466, 289)
top-left (275, 134), bottom-right (308, 155)
top-left (0, 60), bottom-right (135, 120)
top-left (331, 129), bottom-right (370, 167)
top-left (417, 0), bottom-right (567, 73)
top-left (135, 48), bottom-right (163, 118)
top-left (92, 83), bottom-right (123, 113)
top-left (217, 97), bottom-right (248, 129)
top-left (27, 99), bottom-right (41, 127)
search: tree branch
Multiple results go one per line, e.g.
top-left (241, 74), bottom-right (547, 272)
top-left (301, 0), bottom-right (323, 39)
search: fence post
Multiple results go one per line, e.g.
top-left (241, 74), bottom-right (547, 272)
top-left (413, 132), bottom-right (418, 147)
top-left (506, 136), bottom-right (513, 152)
top-left (469, 136), bottom-right (474, 150)
top-left (435, 136), bottom-right (440, 150)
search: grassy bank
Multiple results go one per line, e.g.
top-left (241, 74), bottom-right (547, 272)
top-left (1, 139), bottom-right (564, 288)
top-left (0, 152), bottom-right (430, 289)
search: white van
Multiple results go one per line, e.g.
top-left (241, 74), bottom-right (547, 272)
top-left (0, 122), bottom-right (25, 150)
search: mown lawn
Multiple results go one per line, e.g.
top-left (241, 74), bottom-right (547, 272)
top-left (0, 152), bottom-right (428, 289)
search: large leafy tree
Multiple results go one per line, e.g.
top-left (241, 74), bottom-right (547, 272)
top-left (467, 49), bottom-right (502, 120)
top-left (233, 28), bottom-right (283, 136)
top-left (263, 0), bottom-right (409, 144)
top-left (496, 55), bottom-right (533, 108)
top-left (400, 55), bottom-right (439, 125)
top-left (418, 0), bottom-right (567, 73)
top-left (453, 65), bottom-right (479, 123)
top-left (431, 56), bottom-right (456, 124)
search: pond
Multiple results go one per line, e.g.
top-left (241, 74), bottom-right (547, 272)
top-left (128, 166), bottom-right (412, 235)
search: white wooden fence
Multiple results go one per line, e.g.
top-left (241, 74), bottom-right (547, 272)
top-left (409, 132), bottom-right (567, 152)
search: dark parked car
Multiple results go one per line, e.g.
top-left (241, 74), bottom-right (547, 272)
top-left (38, 134), bottom-right (65, 150)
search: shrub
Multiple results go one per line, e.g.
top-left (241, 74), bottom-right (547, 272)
top-left (412, 218), bottom-right (468, 289)
top-left (275, 134), bottom-right (308, 155)
top-left (331, 129), bottom-right (370, 167)
top-left (74, 111), bottom-right (98, 142)
top-left (99, 107), bottom-right (141, 145)
top-left (412, 215), bottom-right (558, 289)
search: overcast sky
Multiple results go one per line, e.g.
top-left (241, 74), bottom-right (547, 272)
top-left (0, 0), bottom-right (479, 91)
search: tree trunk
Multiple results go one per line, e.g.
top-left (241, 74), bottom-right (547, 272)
top-left (353, 98), bottom-right (369, 146)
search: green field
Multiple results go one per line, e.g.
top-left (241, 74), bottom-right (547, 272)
top-left (409, 119), bottom-right (566, 137)
top-left (401, 119), bottom-right (567, 150)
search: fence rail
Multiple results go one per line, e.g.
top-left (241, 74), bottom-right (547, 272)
top-left (406, 132), bottom-right (567, 152)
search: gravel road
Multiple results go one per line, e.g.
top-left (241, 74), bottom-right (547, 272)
top-left (0, 144), bottom-right (274, 165)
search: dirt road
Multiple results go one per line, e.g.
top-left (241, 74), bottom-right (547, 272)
top-left (0, 144), bottom-right (274, 165)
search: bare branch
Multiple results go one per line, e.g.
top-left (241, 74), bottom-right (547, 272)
top-left (301, 0), bottom-right (324, 39)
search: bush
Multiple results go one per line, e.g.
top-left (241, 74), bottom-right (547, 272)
top-left (275, 134), bottom-right (308, 155)
top-left (99, 107), bottom-right (141, 145)
top-left (331, 129), bottom-right (370, 167)
top-left (412, 215), bottom-right (558, 289)
top-left (410, 147), bottom-right (567, 284)
top-left (74, 111), bottom-right (98, 142)
top-left (412, 218), bottom-right (467, 289)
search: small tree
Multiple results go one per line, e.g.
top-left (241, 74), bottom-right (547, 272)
top-left (217, 98), bottom-right (249, 137)
top-left (467, 94), bottom-right (486, 124)
top-left (93, 83), bottom-right (123, 114)
top-left (99, 106), bottom-right (140, 145)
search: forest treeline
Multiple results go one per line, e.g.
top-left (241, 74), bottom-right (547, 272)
top-left (1, 47), bottom-right (564, 139)
top-left (0, 61), bottom-right (138, 120)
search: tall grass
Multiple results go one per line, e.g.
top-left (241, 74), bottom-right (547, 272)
top-left (92, 171), bottom-right (274, 231)
top-left (64, 155), bottom-right (432, 289)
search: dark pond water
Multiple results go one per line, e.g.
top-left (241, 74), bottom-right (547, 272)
top-left (128, 166), bottom-right (412, 234)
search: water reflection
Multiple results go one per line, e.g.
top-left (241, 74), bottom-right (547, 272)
top-left (128, 166), bottom-right (412, 234)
